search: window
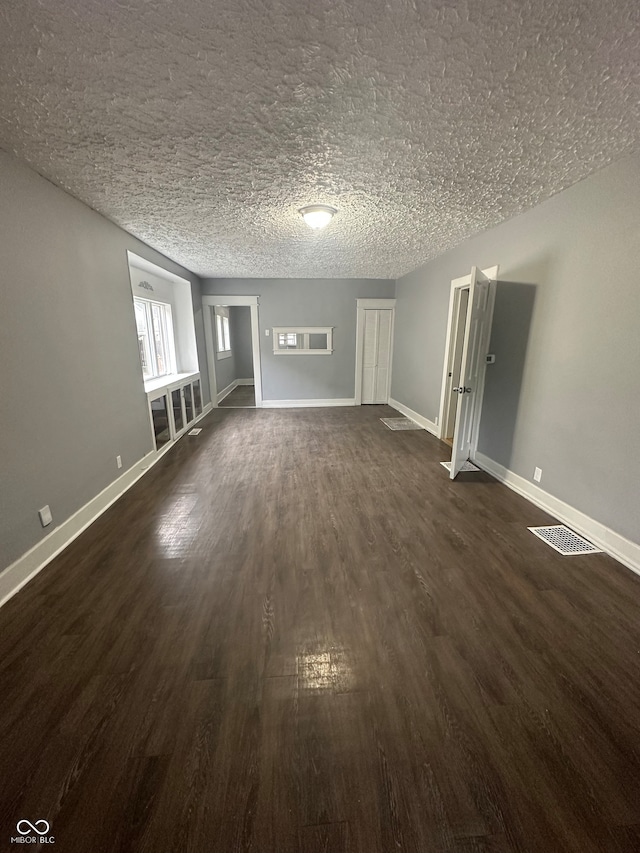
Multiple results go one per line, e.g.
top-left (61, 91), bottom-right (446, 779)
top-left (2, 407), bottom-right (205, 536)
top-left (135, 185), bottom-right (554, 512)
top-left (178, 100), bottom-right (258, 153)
top-left (279, 331), bottom-right (299, 349)
top-left (272, 327), bottom-right (333, 355)
top-left (134, 298), bottom-right (176, 379)
top-left (216, 307), bottom-right (232, 359)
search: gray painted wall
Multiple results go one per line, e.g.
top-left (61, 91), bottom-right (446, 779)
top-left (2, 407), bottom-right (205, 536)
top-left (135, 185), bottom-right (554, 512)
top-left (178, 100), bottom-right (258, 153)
top-left (212, 309), bottom-right (237, 395)
top-left (231, 306), bottom-right (254, 379)
top-left (391, 153), bottom-right (640, 544)
top-left (202, 278), bottom-right (395, 401)
top-left (0, 150), bottom-right (209, 574)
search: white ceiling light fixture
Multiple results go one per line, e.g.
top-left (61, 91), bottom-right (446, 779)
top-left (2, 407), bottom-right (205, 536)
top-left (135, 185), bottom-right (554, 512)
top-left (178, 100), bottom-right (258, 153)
top-left (299, 204), bottom-right (337, 230)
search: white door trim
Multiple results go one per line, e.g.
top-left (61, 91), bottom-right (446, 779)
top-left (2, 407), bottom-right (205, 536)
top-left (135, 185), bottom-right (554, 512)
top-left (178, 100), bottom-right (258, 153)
top-left (437, 266), bottom-right (498, 444)
top-left (202, 295), bottom-right (262, 408)
top-left (355, 298), bottom-right (396, 405)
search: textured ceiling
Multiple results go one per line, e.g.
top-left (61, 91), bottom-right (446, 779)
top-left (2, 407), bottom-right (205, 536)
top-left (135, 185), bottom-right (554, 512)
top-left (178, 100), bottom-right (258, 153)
top-left (1, 0), bottom-right (639, 279)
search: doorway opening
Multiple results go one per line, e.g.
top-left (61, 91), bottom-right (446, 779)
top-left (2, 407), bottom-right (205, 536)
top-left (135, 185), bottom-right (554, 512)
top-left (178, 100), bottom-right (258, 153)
top-left (202, 295), bottom-right (263, 408)
top-left (437, 266), bottom-right (498, 478)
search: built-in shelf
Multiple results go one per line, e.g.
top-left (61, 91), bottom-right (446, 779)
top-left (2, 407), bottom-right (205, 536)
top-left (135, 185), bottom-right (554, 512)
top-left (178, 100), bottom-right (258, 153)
top-left (146, 373), bottom-right (203, 451)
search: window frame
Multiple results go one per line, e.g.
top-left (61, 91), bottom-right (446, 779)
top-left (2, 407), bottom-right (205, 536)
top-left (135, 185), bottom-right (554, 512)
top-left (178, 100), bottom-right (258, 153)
top-left (215, 307), bottom-right (232, 360)
top-left (272, 326), bottom-right (334, 355)
top-left (133, 297), bottom-right (176, 379)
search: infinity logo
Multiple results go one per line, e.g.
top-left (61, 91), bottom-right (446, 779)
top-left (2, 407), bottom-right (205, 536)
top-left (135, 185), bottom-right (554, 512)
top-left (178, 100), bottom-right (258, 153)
top-left (16, 820), bottom-right (50, 836)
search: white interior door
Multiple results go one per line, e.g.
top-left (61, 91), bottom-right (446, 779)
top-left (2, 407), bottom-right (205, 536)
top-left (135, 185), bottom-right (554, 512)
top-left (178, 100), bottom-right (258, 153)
top-left (450, 266), bottom-right (493, 478)
top-left (362, 309), bottom-right (393, 404)
top-left (443, 288), bottom-right (470, 440)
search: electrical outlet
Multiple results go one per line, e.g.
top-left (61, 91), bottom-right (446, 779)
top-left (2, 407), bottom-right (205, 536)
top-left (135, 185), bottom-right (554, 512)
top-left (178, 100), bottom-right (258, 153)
top-left (434, 416), bottom-right (439, 426)
top-left (38, 505), bottom-right (53, 527)
top-left (116, 455), bottom-right (122, 469)
top-left (533, 467), bottom-right (542, 483)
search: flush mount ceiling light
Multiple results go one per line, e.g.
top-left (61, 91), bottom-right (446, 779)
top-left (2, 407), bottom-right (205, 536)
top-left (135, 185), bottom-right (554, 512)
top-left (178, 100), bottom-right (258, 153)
top-left (299, 204), bottom-right (337, 230)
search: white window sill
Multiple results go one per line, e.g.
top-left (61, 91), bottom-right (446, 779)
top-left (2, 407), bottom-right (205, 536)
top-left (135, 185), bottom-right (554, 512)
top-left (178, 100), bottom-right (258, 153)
top-left (217, 350), bottom-right (232, 360)
top-left (144, 371), bottom-right (199, 396)
top-left (273, 349), bottom-right (333, 355)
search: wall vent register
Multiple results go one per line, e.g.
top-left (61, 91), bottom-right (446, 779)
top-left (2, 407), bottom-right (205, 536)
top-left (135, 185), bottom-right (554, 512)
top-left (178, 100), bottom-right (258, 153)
top-left (528, 525), bottom-right (602, 555)
top-left (380, 418), bottom-right (421, 431)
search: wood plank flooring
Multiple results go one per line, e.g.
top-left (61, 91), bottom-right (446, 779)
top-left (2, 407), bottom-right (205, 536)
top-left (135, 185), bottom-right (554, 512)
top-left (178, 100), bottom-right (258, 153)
top-left (1, 405), bottom-right (639, 853)
top-left (219, 385), bottom-right (255, 407)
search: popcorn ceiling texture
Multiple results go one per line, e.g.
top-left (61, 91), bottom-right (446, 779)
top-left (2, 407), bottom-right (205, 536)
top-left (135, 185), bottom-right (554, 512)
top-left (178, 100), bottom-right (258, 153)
top-left (0, 0), bottom-right (639, 279)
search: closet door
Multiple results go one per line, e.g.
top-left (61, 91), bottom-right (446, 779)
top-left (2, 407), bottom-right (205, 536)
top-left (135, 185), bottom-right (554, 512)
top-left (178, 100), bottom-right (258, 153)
top-left (362, 309), bottom-right (379, 404)
top-left (374, 309), bottom-right (392, 402)
top-left (362, 309), bottom-right (393, 404)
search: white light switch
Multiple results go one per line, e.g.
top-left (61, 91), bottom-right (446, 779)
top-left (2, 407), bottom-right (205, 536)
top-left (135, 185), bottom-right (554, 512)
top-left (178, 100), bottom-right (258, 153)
top-left (265, 329), bottom-right (270, 336)
top-left (39, 505), bottom-right (53, 527)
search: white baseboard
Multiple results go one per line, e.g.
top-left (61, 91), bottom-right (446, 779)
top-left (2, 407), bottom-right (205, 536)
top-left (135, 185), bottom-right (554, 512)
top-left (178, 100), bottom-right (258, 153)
top-left (0, 454), bottom-right (155, 608)
top-left (217, 381), bottom-right (237, 403)
top-left (262, 398), bottom-right (356, 408)
top-left (0, 402), bottom-right (214, 609)
top-left (388, 398), bottom-right (439, 436)
top-left (217, 379), bottom-right (255, 403)
top-left (474, 451), bottom-right (640, 577)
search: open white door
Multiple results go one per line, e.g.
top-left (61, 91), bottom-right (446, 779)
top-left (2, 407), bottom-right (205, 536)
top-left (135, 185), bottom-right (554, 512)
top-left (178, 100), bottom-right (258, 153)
top-left (450, 266), bottom-right (494, 479)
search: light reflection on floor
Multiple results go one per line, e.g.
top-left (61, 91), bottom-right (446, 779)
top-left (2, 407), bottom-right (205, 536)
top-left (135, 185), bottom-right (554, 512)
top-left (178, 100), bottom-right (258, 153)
top-left (154, 494), bottom-right (201, 558)
top-left (297, 646), bottom-right (354, 693)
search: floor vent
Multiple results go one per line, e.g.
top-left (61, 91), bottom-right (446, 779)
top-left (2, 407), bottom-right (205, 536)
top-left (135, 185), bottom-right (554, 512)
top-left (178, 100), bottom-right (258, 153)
top-left (380, 418), bottom-right (422, 431)
top-left (440, 461), bottom-right (480, 472)
top-left (528, 525), bottom-right (601, 555)
top-left (188, 428), bottom-right (203, 436)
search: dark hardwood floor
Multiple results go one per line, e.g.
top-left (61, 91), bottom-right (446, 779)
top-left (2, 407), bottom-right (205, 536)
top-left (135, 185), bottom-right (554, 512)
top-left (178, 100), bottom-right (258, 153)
top-left (1, 405), bottom-right (639, 853)
top-left (219, 385), bottom-right (255, 407)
